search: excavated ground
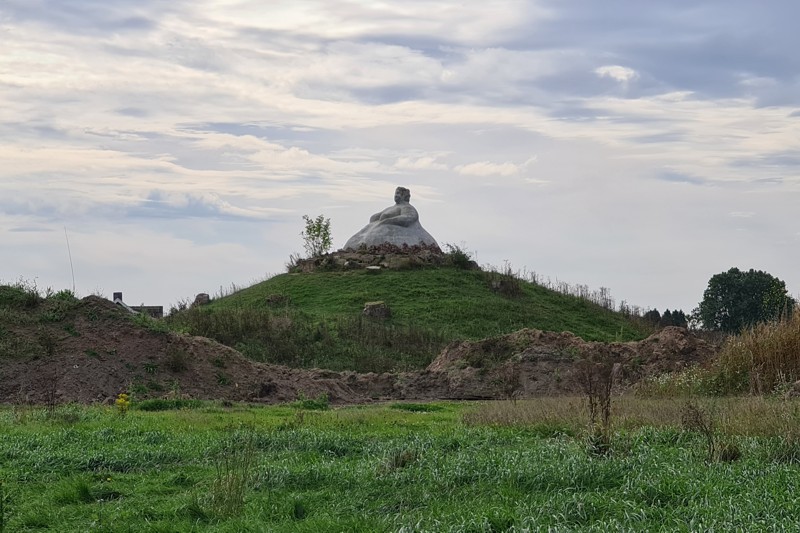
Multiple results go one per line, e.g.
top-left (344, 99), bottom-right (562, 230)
top-left (0, 296), bottom-right (717, 405)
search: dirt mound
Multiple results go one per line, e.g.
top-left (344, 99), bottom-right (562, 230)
top-left (0, 296), bottom-right (377, 404)
top-left (0, 295), bottom-right (718, 405)
top-left (425, 326), bottom-right (717, 397)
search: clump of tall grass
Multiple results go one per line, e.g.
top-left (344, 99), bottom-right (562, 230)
top-left (712, 308), bottom-right (800, 394)
top-left (203, 428), bottom-right (258, 520)
top-left (0, 479), bottom-right (7, 533)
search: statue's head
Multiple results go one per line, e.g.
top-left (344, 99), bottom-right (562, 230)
top-left (394, 187), bottom-right (411, 204)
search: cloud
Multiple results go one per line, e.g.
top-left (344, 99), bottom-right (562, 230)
top-left (656, 170), bottom-right (709, 186)
top-left (394, 156), bottom-right (448, 171)
top-left (595, 65), bottom-right (639, 84)
top-left (455, 157), bottom-right (537, 178)
top-left (8, 226), bottom-right (54, 233)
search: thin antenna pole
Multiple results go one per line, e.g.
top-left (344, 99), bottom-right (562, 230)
top-left (64, 226), bottom-right (76, 294)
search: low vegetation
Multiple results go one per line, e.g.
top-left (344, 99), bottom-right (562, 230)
top-left (712, 309), bottom-right (800, 394)
top-left (0, 281), bottom-right (79, 359)
top-left (634, 309), bottom-right (800, 397)
top-left (3, 399), bottom-right (800, 531)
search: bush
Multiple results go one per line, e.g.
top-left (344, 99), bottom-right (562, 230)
top-left (0, 282), bottom-right (41, 309)
top-left (443, 243), bottom-right (476, 270)
top-left (291, 392), bottom-right (329, 411)
top-left (301, 214), bottom-right (332, 258)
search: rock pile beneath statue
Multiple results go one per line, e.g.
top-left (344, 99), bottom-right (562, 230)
top-left (290, 244), bottom-right (447, 273)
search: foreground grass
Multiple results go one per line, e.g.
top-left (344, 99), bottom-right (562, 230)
top-left (2, 399), bottom-right (800, 531)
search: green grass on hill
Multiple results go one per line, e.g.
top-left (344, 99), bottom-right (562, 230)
top-left (168, 267), bottom-right (651, 373)
top-left (211, 268), bottom-right (648, 342)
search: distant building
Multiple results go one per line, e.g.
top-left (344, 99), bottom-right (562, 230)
top-left (113, 292), bottom-right (163, 319)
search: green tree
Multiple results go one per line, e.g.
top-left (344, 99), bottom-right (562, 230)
top-left (643, 308), bottom-right (661, 326)
top-left (659, 309), bottom-right (673, 328)
top-left (300, 214), bottom-right (332, 258)
top-left (695, 267), bottom-right (795, 333)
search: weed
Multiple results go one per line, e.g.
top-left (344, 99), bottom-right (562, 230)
top-left (681, 401), bottom-right (715, 461)
top-left (443, 243), bottom-right (476, 270)
top-left (205, 429), bottom-right (258, 519)
top-left (131, 312), bottom-right (169, 334)
top-left (291, 392), bottom-right (329, 411)
top-left (495, 365), bottom-right (522, 405)
top-left (0, 479), bottom-right (6, 533)
top-left (215, 372), bottom-right (230, 386)
top-left (764, 436), bottom-right (800, 463)
top-left (43, 372), bottom-right (59, 414)
top-left (483, 261), bottom-right (523, 299)
top-left (165, 348), bottom-right (188, 372)
top-left (574, 353), bottom-right (619, 456)
top-left (53, 477), bottom-right (88, 504)
top-left (143, 362), bottom-right (158, 374)
top-left (37, 329), bottom-right (58, 357)
top-left (680, 400), bottom-right (740, 462)
top-left (0, 281), bottom-right (41, 309)
top-left (292, 499), bottom-right (308, 520)
top-left (85, 349), bottom-right (99, 358)
top-left (285, 252), bottom-right (303, 273)
top-left (715, 439), bottom-right (742, 462)
top-left (382, 448), bottom-right (419, 472)
top-left (115, 393), bottom-right (130, 416)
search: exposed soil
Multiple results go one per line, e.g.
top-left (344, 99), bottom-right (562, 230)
top-left (0, 296), bottom-right (718, 405)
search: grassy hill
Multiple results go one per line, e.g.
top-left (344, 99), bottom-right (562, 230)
top-left (168, 266), bottom-right (652, 373)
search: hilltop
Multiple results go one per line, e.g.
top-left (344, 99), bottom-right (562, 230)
top-left (210, 268), bottom-right (649, 341)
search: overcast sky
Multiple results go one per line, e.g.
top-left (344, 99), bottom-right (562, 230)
top-left (2, 0), bottom-right (799, 314)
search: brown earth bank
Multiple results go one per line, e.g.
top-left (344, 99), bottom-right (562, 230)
top-left (0, 296), bottom-right (717, 405)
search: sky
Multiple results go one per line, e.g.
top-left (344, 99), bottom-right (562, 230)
top-left (2, 0), bottom-right (799, 314)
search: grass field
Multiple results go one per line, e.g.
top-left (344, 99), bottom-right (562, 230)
top-left (2, 398), bottom-right (800, 532)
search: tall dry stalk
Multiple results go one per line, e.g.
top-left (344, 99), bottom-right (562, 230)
top-left (715, 308), bottom-right (800, 394)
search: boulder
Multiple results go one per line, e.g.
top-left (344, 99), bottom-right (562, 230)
top-left (363, 301), bottom-right (391, 319)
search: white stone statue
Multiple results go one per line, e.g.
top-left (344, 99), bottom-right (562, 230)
top-left (344, 187), bottom-right (439, 250)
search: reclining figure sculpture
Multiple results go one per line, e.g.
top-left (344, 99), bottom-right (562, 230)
top-left (344, 187), bottom-right (439, 250)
